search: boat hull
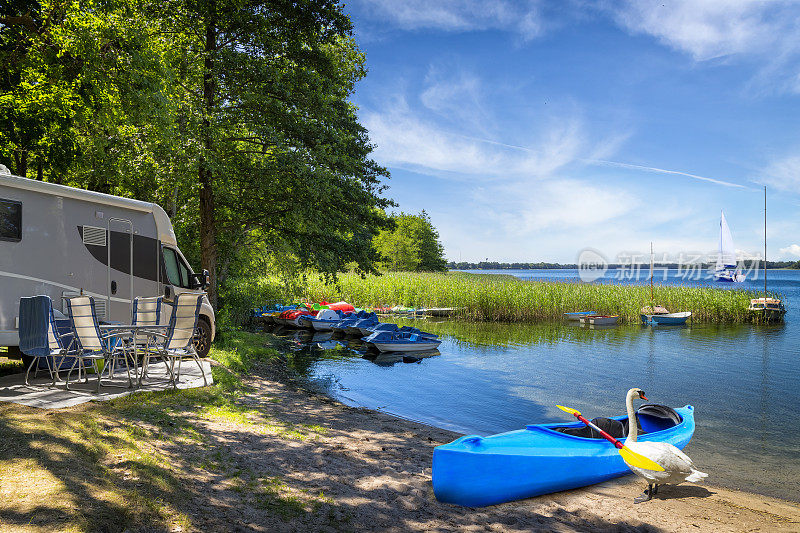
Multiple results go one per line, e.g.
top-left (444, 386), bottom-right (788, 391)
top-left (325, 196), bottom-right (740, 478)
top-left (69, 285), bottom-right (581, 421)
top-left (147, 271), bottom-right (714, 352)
top-left (310, 320), bottom-right (338, 331)
top-left (563, 311), bottom-right (595, 321)
top-left (369, 340), bottom-right (442, 352)
top-left (650, 312), bottom-right (691, 325)
top-left (580, 315), bottom-right (618, 326)
top-left (432, 405), bottom-right (695, 507)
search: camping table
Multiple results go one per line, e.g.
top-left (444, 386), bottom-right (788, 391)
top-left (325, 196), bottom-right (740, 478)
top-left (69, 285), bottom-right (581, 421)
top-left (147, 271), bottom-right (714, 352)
top-left (99, 324), bottom-right (169, 387)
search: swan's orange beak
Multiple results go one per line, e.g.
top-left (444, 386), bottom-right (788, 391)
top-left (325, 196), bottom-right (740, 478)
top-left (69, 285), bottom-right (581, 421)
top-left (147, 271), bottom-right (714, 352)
top-left (639, 393), bottom-right (648, 400)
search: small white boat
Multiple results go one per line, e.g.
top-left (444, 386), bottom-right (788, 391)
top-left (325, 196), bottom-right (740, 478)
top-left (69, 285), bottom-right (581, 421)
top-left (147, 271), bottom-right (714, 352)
top-left (579, 315), bottom-right (618, 326)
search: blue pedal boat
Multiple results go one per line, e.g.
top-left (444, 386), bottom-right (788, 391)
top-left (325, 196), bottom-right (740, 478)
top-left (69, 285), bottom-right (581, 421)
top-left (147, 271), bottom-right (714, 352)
top-left (432, 405), bottom-right (695, 507)
top-left (362, 330), bottom-right (442, 352)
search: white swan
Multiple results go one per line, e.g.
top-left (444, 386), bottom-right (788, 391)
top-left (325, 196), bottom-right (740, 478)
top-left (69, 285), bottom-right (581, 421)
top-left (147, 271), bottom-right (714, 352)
top-left (623, 387), bottom-right (708, 503)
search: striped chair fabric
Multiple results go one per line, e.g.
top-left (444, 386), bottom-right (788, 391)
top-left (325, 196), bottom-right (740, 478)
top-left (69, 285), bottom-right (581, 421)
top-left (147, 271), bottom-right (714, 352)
top-left (144, 292), bottom-right (207, 387)
top-left (65, 295), bottom-right (134, 390)
top-left (65, 296), bottom-right (105, 352)
top-left (132, 297), bottom-right (162, 326)
top-left (164, 293), bottom-right (203, 351)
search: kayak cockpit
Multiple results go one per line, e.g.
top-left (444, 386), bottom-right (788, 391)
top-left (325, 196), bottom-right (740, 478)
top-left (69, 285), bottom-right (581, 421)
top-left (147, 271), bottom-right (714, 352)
top-left (532, 404), bottom-right (683, 439)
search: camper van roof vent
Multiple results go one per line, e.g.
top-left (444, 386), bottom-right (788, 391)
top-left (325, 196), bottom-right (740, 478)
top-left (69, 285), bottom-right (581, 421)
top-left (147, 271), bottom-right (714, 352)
top-left (82, 225), bottom-right (107, 247)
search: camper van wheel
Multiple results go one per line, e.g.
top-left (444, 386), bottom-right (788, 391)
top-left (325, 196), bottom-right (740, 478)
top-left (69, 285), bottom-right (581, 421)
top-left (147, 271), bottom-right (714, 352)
top-left (194, 317), bottom-right (212, 358)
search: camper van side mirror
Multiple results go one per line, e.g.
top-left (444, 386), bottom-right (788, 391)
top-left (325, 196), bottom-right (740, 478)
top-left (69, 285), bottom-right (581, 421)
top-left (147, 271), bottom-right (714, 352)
top-left (164, 285), bottom-right (173, 301)
top-left (202, 269), bottom-right (209, 289)
top-left (188, 269), bottom-right (209, 290)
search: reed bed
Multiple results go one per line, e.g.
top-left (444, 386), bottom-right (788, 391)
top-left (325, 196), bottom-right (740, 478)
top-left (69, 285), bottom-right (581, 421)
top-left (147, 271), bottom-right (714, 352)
top-left (303, 271), bottom-right (772, 324)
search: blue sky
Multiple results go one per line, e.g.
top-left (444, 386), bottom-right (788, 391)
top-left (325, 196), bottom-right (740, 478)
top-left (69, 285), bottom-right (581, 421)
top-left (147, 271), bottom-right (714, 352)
top-left (343, 1), bottom-right (800, 263)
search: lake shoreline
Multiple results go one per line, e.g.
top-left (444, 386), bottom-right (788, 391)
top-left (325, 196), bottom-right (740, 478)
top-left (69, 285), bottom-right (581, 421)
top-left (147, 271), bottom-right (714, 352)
top-left (2, 337), bottom-right (799, 531)
top-left (225, 360), bottom-right (800, 531)
top-left (302, 271), bottom-right (773, 324)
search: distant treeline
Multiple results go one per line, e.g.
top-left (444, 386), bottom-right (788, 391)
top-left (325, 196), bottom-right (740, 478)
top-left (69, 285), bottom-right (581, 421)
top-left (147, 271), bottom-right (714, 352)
top-left (447, 260), bottom-right (800, 270)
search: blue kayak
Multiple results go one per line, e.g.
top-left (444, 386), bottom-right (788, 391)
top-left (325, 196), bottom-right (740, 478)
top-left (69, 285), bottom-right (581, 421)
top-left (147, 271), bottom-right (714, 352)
top-left (432, 405), bottom-right (695, 507)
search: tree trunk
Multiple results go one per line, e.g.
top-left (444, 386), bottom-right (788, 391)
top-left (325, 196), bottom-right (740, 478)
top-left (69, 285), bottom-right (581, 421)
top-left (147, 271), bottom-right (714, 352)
top-left (36, 157), bottom-right (43, 180)
top-left (199, 14), bottom-right (218, 309)
top-left (15, 150), bottom-right (27, 178)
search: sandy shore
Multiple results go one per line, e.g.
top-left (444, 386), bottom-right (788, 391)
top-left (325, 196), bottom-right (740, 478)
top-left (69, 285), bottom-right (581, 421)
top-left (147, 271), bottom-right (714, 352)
top-left (180, 366), bottom-right (800, 532)
top-left (3, 359), bottom-right (798, 532)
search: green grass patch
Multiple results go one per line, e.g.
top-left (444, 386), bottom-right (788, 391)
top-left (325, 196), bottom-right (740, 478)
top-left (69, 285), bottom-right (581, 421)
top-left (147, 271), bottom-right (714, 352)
top-left (0, 329), bottom-right (334, 531)
top-left (302, 271), bottom-right (773, 324)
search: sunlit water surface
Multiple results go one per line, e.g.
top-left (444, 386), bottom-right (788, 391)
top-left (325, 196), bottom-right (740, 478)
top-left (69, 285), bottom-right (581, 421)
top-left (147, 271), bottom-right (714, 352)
top-left (260, 269), bottom-right (800, 501)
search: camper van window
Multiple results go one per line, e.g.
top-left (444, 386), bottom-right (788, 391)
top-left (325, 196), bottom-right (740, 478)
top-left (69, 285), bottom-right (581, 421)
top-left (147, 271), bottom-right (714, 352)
top-left (163, 247), bottom-right (182, 286)
top-left (162, 247), bottom-right (192, 288)
top-left (0, 198), bottom-right (22, 242)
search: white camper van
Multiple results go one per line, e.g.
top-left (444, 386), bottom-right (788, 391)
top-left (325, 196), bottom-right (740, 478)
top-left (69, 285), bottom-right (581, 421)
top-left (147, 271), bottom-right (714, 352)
top-left (0, 171), bottom-right (215, 356)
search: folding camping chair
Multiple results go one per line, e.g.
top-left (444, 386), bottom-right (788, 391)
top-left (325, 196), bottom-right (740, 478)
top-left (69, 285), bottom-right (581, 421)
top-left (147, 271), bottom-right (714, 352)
top-left (145, 292), bottom-right (207, 388)
top-left (18, 295), bottom-right (74, 387)
top-left (64, 296), bottom-right (134, 391)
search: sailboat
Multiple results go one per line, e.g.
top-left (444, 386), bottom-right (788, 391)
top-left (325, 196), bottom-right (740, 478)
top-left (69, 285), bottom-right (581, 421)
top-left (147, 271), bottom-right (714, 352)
top-left (715, 210), bottom-right (745, 283)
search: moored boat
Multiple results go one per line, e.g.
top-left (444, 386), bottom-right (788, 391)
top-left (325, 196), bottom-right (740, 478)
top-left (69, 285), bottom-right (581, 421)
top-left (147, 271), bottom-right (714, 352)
top-left (360, 322), bottom-right (439, 339)
top-left (580, 314), bottom-right (618, 326)
top-left (748, 297), bottom-right (786, 322)
top-left (432, 404), bottom-right (695, 507)
top-left (362, 330), bottom-right (442, 352)
top-left (639, 305), bottom-right (668, 325)
top-left (650, 311), bottom-right (692, 325)
top-left (563, 311), bottom-right (596, 321)
top-left (715, 210), bottom-right (745, 282)
top-left (308, 309), bottom-right (352, 331)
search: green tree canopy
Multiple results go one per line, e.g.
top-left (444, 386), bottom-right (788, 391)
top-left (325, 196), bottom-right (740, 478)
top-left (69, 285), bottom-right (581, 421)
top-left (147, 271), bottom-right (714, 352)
top-left (1, 0), bottom-right (394, 311)
top-left (373, 211), bottom-right (447, 272)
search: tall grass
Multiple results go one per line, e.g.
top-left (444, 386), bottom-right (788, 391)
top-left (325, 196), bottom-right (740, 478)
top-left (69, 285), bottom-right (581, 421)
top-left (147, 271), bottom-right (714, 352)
top-left (302, 271), bottom-right (773, 324)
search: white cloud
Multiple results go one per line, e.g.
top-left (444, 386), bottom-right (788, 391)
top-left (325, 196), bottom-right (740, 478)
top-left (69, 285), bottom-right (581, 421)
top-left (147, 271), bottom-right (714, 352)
top-left (607, 1), bottom-right (800, 93)
top-left (485, 178), bottom-right (639, 235)
top-left (362, 95), bottom-right (591, 180)
top-left (418, 64), bottom-right (495, 135)
top-left (351, 0), bottom-right (544, 40)
top-left (608, 0), bottom-right (799, 60)
top-left (779, 244), bottom-right (800, 258)
top-left (760, 154), bottom-right (800, 193)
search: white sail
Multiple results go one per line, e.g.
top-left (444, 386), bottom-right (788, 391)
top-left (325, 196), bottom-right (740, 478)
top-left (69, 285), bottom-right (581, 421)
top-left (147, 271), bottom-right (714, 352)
top-left (717, 210), bottom-right (737, 270)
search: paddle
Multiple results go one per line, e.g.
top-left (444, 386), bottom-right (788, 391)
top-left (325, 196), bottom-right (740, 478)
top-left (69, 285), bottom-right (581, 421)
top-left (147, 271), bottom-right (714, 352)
top-left (556, 405), bottom-right (665, 472)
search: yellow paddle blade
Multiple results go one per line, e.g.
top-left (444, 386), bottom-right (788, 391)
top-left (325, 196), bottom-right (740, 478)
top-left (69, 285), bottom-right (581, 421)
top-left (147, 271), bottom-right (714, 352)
top-left (556, 405), bottom-right (581, 416)
top-left (619, 446), bottom-right (665, 471)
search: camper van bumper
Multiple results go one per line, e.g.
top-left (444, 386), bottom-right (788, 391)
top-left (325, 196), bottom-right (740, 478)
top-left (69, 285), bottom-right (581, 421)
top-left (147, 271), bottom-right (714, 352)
top-left (200, 298), bottom-right (216, 341)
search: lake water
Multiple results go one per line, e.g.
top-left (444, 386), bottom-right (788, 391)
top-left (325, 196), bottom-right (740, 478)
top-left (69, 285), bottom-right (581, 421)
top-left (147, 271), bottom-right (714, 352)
top-left (260, 269), bottom-right (800, 501)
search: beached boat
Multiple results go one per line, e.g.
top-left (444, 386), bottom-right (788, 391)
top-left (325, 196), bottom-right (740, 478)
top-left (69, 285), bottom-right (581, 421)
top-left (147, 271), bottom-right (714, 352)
top-left (748, 298), bottom-right (786, 322)
top-left (563, 311), bottom-right (596, 321)
top-left (432, 404), bottom-right (695, 507)
top-left (650, 311), bottom-right (692, 325)
top-left (362, 330), bottom-right (442, 352)
top-left (715, 211), bottom-right (745, 282)
top-left (579, 315), bottom-right (618, 326)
